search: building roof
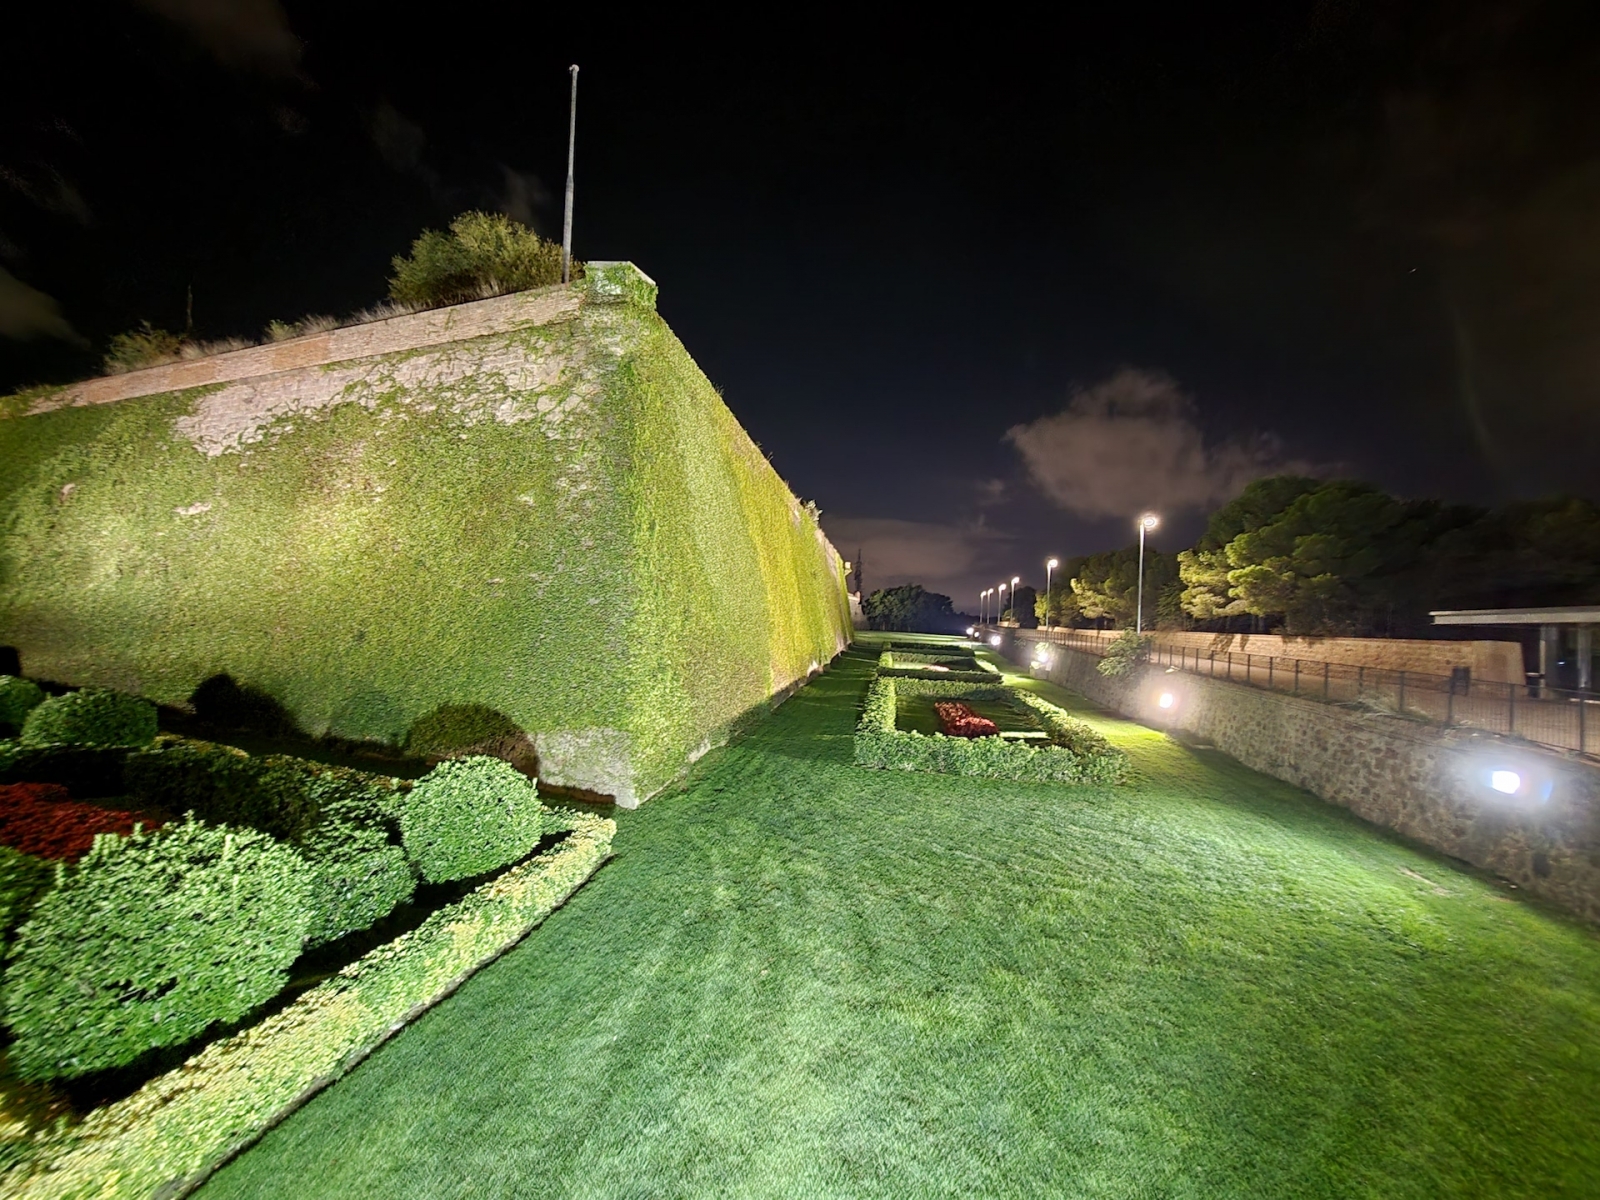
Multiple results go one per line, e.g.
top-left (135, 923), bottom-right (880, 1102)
top-left (1431, 605), bottom-right (1600, 626)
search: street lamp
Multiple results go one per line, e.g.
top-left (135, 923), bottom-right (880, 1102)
top-left (997, 582), bottom-right (1008, 622)
top-left (1045, 558), bottom-right (1058, 629)
top-left (1136, 512), bottom-right (1160, 635)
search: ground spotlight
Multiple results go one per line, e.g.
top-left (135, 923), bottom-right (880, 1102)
top-left (1489, 770), bottom-right (1522, 795)
top-left (966, 626), bottom-right (975, 637)
top-left (1157, 691), bottom-right (1176, 710)
top-left (989, 634), bottom-right (1002, 647)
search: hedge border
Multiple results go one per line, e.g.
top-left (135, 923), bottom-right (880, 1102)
top-left (854, 675), bottom-right (1128, 785)
top-left (1, 809), bottom-right (614, 1200)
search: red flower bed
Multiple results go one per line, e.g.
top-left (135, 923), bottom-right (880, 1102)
top-left (934, 701), bottom-right (999, 739)
top-left (0, 783), bottom-right (161, 862)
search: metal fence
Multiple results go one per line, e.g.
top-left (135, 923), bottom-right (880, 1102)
top-left (1009, 626), bottom-right (1597, 760)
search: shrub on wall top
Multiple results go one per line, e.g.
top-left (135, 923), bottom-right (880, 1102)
top-left (0, 675), bottom-right (44, 735)
top-left (4, 819), bottom-right (312, 1080)
top-left (400, 756), bottom-right (543, 883)
top-left (388, 212), bottom-right (569, 309)
top-left (20, 687), bottom-right (158, 748)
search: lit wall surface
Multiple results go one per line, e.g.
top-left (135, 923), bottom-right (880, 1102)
top-left (0, 265), bottom-right (852, 805)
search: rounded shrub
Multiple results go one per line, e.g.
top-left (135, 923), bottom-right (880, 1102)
top-left (3, 820), bottom-right (312, 1080)
top-left (400, 756), bottom-right (542, 883)
top-left (0, 676), bottom-right (44, 735)
top-left (20, 687), bottom-right (158, 748)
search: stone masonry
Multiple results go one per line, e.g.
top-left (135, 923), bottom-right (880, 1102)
top-left (1003, 630), bottom-right (1600, 924)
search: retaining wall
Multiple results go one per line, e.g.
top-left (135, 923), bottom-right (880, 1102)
top-left (1002, 630), bottom-right (1600, 923)
top-left (1035, 628), bottom-right (1523, 686)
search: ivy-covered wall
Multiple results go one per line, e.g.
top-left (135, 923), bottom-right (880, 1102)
top-left (0, 265), bottom-right (851, 805)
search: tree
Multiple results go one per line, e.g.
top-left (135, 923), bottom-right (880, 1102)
top-left (1007, 585), bottom-right (1039, 627)
top-left (1178, 476), bottom-right (1322, 622)
top-left (1198, 480), bottom-right (1470, 635)
top-left (862, 585), bottom-right (957, 632)
top-left (1035, 557), bottom-right (1087, 627)
top-left (1070, 546), bottom-right (1178, 629)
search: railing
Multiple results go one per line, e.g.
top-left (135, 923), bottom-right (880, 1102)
top-left (996, 626), bottom-right (1597, 760)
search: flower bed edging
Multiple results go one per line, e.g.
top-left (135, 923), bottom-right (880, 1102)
top-left (1, 809), bottom-right (615, 1200)
top-left (854, 675), bottom-right (1127, 785)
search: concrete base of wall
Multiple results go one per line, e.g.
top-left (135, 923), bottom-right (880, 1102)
top-left (1001, 630), bottom-right (1600, 925)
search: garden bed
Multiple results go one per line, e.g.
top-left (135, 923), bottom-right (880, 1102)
top-left (0, 811), bottom-right (613, 1199)
top-left (854, 675), bottom-right (1127, 784)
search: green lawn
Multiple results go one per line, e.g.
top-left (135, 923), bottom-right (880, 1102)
top-left (201, 638), bottom-right (1600, 1199)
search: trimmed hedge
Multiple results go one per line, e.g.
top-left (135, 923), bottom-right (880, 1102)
top-left (0, 676), bottom-right (44, 735)
top-left (19, 688), bottom-right (157, 748)
top-left (0, 845), bottom-right (50, 943)
top-left (124, 739), bottom-right (414, 946)
top-left (0, 812), bottom-right (614, 1198)
top-left (4, 820), bottom-right (312, 1080)
top-left (400, 756), bottom-right (543, 883)
top-left (880, 667), bottom-right (994, 683)
top-left (853, 676), bottom-right (1128, 785)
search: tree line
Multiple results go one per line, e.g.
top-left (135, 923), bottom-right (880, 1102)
top-left (1036, 477), bottom-right (1600, 637)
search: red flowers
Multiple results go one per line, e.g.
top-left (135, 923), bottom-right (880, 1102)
top-left (0, 782), bottom-right (161, 862)
top-left (934, 701), bottom-right (998, 739)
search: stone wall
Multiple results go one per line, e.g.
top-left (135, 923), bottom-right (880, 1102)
top-left (1003, 630), bottom-right (1600, 923)
top-left (1037, 628), bottom-right (1524, 685)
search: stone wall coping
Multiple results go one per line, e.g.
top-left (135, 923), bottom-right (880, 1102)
top-left (8, 262), bottom-right (658, 421)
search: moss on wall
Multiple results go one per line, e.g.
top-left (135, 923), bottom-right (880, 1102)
top-left (0, 270), bottom-right (850, 805)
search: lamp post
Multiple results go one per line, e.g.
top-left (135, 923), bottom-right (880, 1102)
top-left (1045, 558), bottom-right (1058, 629)
top-left (998, 582), bottom-right (1008, 623)
top-left (562, 65), bottom-right (579, 285)
top-left (1136, 512), bottom-right (1160, 635)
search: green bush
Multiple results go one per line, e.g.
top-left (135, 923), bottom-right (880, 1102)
top-left (0, 676), bottom-right (44, 735)
top-left (388, 212), bottom-right (568, 309)
top-left (125, 739), bottom-right (414, 946)
top-left (400, 756), bottom-right (543, 883)
top-left (1098, 629), bottom-right (1152, 678)
top-left (0, 813), bottom-right (615, 1194)
top-left (103, 322), bottom-right (184, 375)
top-left (853, 676), bottom-right (1127, 785)
top-left (4, 820), bottom-right (312, 1080)
top-left (878, 650), bottom-right (893, 668)
top-left (20, 687), bottom-right (158, 748)
top-left (0, 845), bottom-right (51, 943)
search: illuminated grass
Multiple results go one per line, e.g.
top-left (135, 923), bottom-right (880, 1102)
top-left (201, 642), bottom-right (1600, 1199)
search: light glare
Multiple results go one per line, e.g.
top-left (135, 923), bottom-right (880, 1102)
top-left (989, 634), bottom-right (1002, 647)
top-left (1489, 770), bottom-right (1521, 795)
top-left (1157, 692), bottom-right (1175, 709)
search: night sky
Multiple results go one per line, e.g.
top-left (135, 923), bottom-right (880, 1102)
top-left (6, 2), bottom-right (1600, 613)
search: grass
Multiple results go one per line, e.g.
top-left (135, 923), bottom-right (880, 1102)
top-left (199, 638), bottom-right (1600, 1199)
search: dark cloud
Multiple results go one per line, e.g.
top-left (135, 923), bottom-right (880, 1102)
top-left (133, 0), bottom-right (302, 76)
top-left (369, 103), bottom-right (427, 172)
top-left (1005, 369), bottom-right (1314, 520)
top-left (496, 166), bottom-right (550, 231)
top-left (0, 166), bottom-right (92, 225)
top-left (821, 515), bottom-right (1013, 607)
top-left (0, 268), bottom-right (83, 343)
